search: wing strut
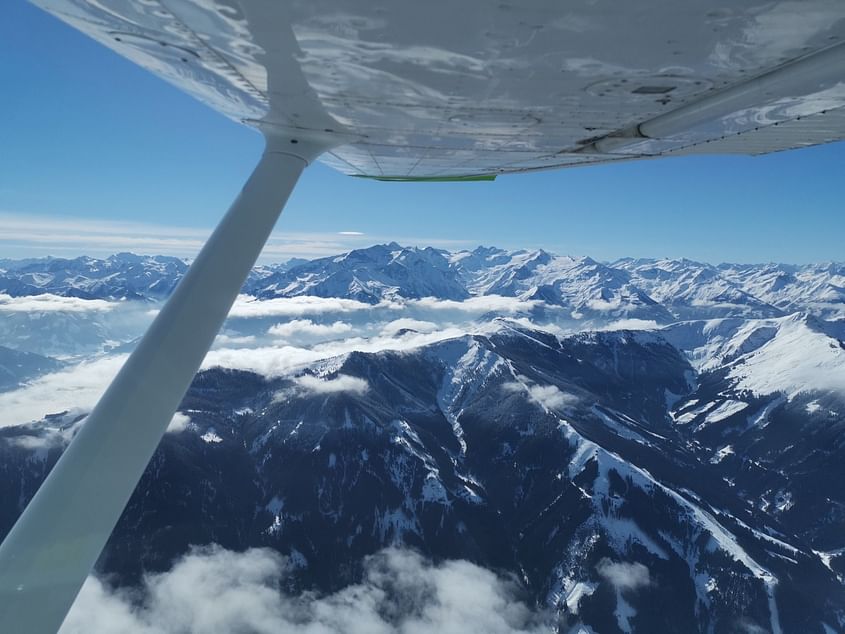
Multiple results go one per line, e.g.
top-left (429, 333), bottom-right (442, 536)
top-left (0, 133), bottom-right (332, 633)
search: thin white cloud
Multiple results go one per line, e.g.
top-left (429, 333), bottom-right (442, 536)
top-left (201, 345), bottom-right (326, 378)
top-left (379, 318), bottom-right (439, 336)
top-left (0, 212), bottom-right (474, 263)
top-left (410, 296), bottom-right (540, 314)
top-left (308, 327), bottom-right (470, 362)
top-left (166, 413), bottom-right (192, 434)
top-left (500, 317), bottom-right (568, 336)
top-left (584, 298), bottom-right (622, 312)
top-left (526, 384), bottom-right (574, 410)
top-left (60, 546), bottom-right (549, 634)
top-left (0, 213), bottom-right (209, 259)
top-left (0, 213), bottom-right (371, 262)
top-left (268, 319), bottom-right (354, 339)
top-left (4, 412), bottom-right (87, 451)
top-left (228, 296), bottom-right (538, 323)
top-left (291, 374), bottom-right (369, 396)
top-left (229, 295), bottom-right (399, 318)
top-left (596, 559), bottom-right (651, 591)
top-left (596, 559), bottom-right (651, 634)
top-left (213, 333), bottom-right (258, 347)
top-left (599, 319), bottom-right (660, 331)
top-left (503, 379), bottom-right (577, 411)
top-left (0, 293), bottom-right (116, 314)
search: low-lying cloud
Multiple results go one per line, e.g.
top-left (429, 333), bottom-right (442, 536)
top-left (227, 295), bottom-right (538, 322)
top-left (202, 326), bottom-right (470, 378)
top-left (229, 295), bottom-right (395, 319)
top-left (379, 318), bottom-right (440, 336)
top-left (0, 293), bottom-right (116, 313)
top-left (409, 296), bottom-right (540, 314)
top-left (599, 319), bottom-right (659, 332)
top-left (0, 294), bottom-right (575, 430)
top-left (214, 333), bottom-right (258, 347)
top-left (202, 345), bottom-right (326, 378)
top-left (0, 355), bottom-right (127, 427)
top-left (3, 411), bottom-right (86, 450)
top-left (293, 374), bottom-right (369, 396)
top-left (503, 379), bottom-right (577, 412)
top-left (60, 546), bottom-right (549, 634)
top-left (498, 317), bottom-right (567, 337)
top-left (526, 384), bottom-right (575, 410)
top-left (268, 319), bottom-right (354, 339)
top-left (166, 412), bottom-right (192, 434)
top-left (596, 558), bottom-right (651, 591)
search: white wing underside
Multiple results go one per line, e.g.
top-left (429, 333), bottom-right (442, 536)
top-left (31, 0), bottom-right (845, 179)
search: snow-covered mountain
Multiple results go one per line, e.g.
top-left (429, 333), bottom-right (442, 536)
top-left (1, 246), bottom-right (844, 632)
top-left (0, 253), bottom-right (187, 300)
top-left (2, 319), bottom-right (844, 632)
top-left (2, 247), bottom-right (842, 323)
top-left (450, 248), bottom-right (674, 324)
top-left (661, 314), bottom-right (845, 559)
top-left (613, 257), bottom-right (784, 321)
top-left (251, 243), bottom-right (470, 303)
top-left (615, 257), bottom-right (845, 321)
top-left (719, 262), bottom-right (845, 320)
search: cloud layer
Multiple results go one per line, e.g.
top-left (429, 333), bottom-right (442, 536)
top-left (0, 356), bottom-right (127, 427)
top-left (0, 293), bottom-right (565, 427)
top-left (229, 295), bottom-right (389, 319)
top-left (268, 319), bottom-right (354, 339)
top-left (60, 547), bottom-right (549, 634)
top-left (0, 293), bottom-right (116, 314)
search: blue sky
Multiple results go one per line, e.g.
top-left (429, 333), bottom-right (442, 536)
top-left (1, 0), bottom-right (843, 264)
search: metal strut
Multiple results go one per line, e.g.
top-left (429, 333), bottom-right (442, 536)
top-left (0, 134), bottom-right (330, 633)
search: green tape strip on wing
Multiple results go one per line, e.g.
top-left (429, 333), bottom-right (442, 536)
top-left (353, 174), bottom-right (497, 182)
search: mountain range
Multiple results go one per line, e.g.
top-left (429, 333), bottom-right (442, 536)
top-left (2, 246), bottom-right (844, 322)
top-left (0, 246), bottom-right (843, 633)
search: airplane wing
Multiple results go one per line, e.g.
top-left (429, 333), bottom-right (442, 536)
top-left (28, 0), bottom-right (845, 179)
top-left (2, 2), bottom-right (845, 632)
